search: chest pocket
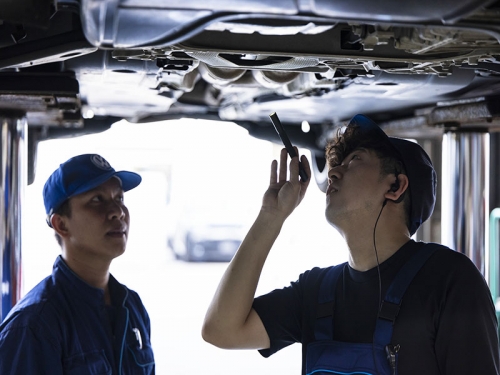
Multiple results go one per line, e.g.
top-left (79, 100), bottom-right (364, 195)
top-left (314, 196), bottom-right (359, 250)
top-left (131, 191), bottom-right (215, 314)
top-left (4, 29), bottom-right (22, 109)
top-left (306, 340), bottom-right (395, 375)
top-left (126, 343), bottom-right (155, 374)
top-left (63, 350), bottom-right (112, 375)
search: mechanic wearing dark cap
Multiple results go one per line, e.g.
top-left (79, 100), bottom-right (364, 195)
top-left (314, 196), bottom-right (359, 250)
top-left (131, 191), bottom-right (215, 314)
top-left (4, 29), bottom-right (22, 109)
top-left (0, 154), bottom-right (155, 374)
top-left (203, 115), bottom-right (499, 374)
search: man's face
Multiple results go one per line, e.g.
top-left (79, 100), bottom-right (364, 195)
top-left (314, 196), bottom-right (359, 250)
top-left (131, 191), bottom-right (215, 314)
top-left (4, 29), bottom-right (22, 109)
top-left (62, 177), bottom-right (130, 262)
top-left (325, 148), bottom-right (393, 229)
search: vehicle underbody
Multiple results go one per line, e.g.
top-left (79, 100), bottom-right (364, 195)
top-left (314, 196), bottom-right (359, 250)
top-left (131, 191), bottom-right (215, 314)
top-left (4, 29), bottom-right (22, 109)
top-left (1, 0), bottom-right (500, 317)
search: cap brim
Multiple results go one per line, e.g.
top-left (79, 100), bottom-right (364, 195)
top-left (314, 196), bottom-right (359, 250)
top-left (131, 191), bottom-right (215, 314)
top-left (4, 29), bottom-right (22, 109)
top-left (348, 114), bottom-right (400, 156)
top-left (70, 170), bottom-right (142, 199)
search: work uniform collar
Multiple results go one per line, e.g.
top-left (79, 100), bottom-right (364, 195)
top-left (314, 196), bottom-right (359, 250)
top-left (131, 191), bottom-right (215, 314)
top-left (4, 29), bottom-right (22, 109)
top-left (52, 255), bottom-right (127, 308)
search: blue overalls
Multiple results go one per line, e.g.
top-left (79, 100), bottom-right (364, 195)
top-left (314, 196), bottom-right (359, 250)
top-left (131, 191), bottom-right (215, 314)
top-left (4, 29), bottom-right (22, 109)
top-left (306, 246), bottom-right (438, 375)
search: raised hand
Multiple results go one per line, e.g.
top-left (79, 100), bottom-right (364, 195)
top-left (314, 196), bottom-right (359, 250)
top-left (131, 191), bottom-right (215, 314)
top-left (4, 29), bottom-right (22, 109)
top-left (261, 147), bottom-right (311, 221)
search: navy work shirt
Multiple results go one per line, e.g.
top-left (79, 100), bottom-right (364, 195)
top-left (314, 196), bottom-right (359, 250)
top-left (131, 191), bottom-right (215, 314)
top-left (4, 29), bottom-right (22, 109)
top-left (0, 256), bottom-right (155, 374)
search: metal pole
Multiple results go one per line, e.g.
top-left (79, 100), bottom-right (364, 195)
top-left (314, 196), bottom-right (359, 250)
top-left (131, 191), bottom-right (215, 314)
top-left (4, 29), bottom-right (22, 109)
top-left (489, 208), bottom-right (500, 313)
top-left (441, 130), bottom-right (489, 279)
top-left (0, 111), bottom-right (26, 321)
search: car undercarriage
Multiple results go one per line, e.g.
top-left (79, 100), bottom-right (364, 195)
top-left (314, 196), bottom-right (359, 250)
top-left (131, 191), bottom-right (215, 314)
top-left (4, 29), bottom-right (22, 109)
top-left (1, 0), bottom-right (500, 318)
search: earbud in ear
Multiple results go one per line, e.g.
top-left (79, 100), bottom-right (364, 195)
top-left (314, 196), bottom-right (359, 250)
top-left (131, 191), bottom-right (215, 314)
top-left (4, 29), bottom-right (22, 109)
top-left (390, 180), bottom-right (400, 192)
top-left (390, 171), bottom-right (401, 192)
top-left (388, 174), bottom-right (404, 203)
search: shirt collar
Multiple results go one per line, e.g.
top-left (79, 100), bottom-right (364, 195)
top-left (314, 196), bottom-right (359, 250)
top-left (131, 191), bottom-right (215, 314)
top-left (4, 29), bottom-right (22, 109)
top-left (52, 255), bottom-right (127, 307)
top-left (347, 239), bottom-right (418, 282)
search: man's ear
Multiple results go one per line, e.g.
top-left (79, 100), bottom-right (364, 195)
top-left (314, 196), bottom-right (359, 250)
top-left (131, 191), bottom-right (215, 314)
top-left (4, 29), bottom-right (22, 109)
top-left (385, 173), bottom-right (409, 204)
top-left (50, 214), bottom-right (69, 238)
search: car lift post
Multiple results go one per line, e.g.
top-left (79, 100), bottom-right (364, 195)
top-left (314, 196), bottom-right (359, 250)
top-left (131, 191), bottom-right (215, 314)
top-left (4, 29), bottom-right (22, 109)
top-left (0, 111), bottom-right (26, 322)
top-left (441, 129), bottom-right (490, 279)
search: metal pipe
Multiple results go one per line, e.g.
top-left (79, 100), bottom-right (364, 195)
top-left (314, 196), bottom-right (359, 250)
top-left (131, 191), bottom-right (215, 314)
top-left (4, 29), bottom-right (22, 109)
top-left (0, 112), bottom-right (26, 322)
top-left (441, 130), bottom-right (489, 278)
top-left (490, 208), bottom-right (500, 315)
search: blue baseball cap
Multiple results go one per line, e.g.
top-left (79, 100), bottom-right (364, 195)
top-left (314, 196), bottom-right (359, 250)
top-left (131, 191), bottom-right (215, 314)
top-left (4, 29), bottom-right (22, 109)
top-left (347, 114), bottom-right (437, 236)
top-left (43, 154), bottom-right (142, 221)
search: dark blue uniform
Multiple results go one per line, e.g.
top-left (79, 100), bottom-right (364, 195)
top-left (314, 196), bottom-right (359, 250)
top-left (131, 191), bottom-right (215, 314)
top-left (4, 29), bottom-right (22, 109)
top-left (0, 256), bottom-right (155, 375)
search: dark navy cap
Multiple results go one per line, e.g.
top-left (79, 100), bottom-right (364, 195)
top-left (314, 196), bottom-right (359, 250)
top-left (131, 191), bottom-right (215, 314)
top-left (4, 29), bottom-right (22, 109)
top-left (347, 114), bottom-right (437, 236)
top-left (43, 154), bottom-right (142, 220)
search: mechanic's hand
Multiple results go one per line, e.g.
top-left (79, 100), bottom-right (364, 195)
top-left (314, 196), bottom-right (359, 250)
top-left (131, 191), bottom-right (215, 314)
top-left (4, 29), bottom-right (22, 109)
top-left (261, 147), bottom-right (311, 220)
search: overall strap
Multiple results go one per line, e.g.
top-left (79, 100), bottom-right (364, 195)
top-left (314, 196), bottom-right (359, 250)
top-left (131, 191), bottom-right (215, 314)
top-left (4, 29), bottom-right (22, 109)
top-left (373, 244), bottom-right (440, 346)
top-left (314, 263), bottom-right (347, 340)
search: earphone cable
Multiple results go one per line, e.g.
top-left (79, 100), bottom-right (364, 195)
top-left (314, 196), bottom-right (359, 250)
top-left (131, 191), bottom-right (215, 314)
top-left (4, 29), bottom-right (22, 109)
top-left (374, 200), bottom-right (386, 310)
top-left (371, 200), bottom-right (387, 375)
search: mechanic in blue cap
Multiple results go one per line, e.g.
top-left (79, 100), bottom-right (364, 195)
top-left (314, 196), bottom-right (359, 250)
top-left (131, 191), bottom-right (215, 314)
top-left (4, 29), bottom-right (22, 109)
top-left (0, 154), bottom-right (155, 374)
top-left (203, 115), bottom-right (499, 374)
